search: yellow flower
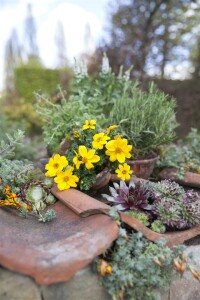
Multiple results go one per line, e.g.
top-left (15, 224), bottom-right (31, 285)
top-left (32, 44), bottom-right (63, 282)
top-left (7, 193), bottom-right (18, 201)
top-left (54, 167), bottom-right (79, 190)
top-left (45, 154), bottom-right (68, 177)
top-left (82, 119), bottom-right (96, 130)
top-left (0, 192), bottom-right (20, 208)
top-left (78, 145), bottom-right (100, 169)
top-left (115, 163), bottom-right (132, 180)
top-left (98, 259), bottom-right (112, 276)
top-left (105, 136), bottom-right (132, 163)
top-left (106, 125), bottom-right (118, 135)
top-left (74, 131), bottom-right (81, 138)
top-left (92, 132), bottom-right (110, 149)
top-left (73, 151), bottom-right (83, 169)
top-left (3, 185), bottom-right (11, 195)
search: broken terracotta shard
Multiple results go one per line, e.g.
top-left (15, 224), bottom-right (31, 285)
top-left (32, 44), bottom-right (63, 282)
top-left (0, 201), bottom-right (119, 285)
top-left (51, 187), bottom-right (200, 249)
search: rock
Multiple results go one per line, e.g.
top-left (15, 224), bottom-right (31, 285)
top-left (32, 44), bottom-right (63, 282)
top-left (170, 245), bottom-right (200, 300)
top-left (41, 266), bottom-right (110, 300)
top-left (0, 267), bottom-right (41, 300)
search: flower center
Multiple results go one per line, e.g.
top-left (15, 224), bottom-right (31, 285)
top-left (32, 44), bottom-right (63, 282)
top-left (115, 147), bottom-right (122, 154)
top-left (54, 163), bottom-right (59, 169)
top-left (64, 176), bottom-right (69, 182)
top-left (82, 157), bottom-right (88, 163)
top-left (122, 170), bottom-right (127, 174)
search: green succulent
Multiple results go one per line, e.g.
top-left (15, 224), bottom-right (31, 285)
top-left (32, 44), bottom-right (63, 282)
top-left (151, 220), bottom-right (166, 233)
top-left (26, 185), bottom-right (47, 212)
top-left (127, 210), bottom-right (150, 226)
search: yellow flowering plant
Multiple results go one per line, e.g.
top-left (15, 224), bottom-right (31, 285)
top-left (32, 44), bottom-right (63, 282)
top-left (45, 120), bottom-right (133, 191)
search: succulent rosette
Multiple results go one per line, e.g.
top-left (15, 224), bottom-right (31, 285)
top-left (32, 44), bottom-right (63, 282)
top-left (102, 180), bottom-right (153, 213)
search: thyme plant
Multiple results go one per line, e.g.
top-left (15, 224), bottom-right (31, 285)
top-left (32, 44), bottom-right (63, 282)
top-left (94, 230), bottom-right (197, 300)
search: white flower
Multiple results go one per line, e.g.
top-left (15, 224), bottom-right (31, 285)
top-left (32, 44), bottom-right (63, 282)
top-left (101, 53), bottom-right (110, 74)
top-left (73, 59), bottom-right (88, 81)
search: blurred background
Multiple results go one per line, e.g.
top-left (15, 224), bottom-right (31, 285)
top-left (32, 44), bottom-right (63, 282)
top-left (0, 0), bottom-right (200, 161)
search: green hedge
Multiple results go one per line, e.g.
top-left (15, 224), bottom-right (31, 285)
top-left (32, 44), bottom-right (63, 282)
top-left (14, 66), bottom-right (72, 102)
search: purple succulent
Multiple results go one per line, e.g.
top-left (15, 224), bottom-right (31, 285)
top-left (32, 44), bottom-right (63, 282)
top-left (102, 180), bottom-right (153, 213)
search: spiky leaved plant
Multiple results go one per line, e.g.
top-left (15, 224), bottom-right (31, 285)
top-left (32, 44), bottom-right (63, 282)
top-left (149, 179), bottom-right (185, 199)
top-left (104, 179), bottom-right (200, 231)
top-left (182, 190), bottom-right (200, 228)
top-left (151, 180), bottom-right (200, 229)
top-left (102, 180), bottom-right (153, 215)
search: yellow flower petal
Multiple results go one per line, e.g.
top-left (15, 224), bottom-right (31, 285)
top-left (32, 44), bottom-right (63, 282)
top-left (45, 154), bottom-right (68, 177)
top-left (115, 163), bottom-right (132, 180)
top-left (105, 137), bottom-right (132, 163)
top-left (79, 145), bottom-right (88, 157)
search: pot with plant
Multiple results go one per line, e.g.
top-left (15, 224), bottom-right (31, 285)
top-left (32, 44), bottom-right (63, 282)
top-left (100, 178), bottom-right (200, 246)
top-left (108, 82), bottom-right (178, 179)
top-left (44, 119), bottom-right (133, 192)
top-left (156, 128), bottom-right (200, 188)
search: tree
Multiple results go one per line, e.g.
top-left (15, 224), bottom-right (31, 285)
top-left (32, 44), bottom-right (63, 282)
top-left (188, 1), bottom-right (200, 78)
top-left (4, 29), bottom-right (22, 94)
top-left (96, 0), bottom-right (196, 79)
top-left (54, 21), bottom-right (68, 68)
top-left (23, 3), bottom-right (39, 61)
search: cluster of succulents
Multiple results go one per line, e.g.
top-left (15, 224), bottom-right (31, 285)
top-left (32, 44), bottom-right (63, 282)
top-left (0, 130), bottom-right (56, 223)
top-left (150, 180), bottom-right (200, 230)
top-left (102, 179), bottom-right (200, 232)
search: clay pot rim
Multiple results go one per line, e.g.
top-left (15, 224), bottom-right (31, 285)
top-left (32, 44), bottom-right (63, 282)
top-left (127, 155), bottom-right (160, 165)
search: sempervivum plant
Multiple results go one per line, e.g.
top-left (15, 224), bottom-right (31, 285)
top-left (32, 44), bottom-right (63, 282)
top-left (152, 180), bottom-right (200, 230)
top-left (102, 180), bottom-right (153, 214)
top-left (149, 179), bottom-right (185, 199)
top-left (103, 179), bottom-right (200, 232)
top-left (182, 190), bottom-right (200, 228)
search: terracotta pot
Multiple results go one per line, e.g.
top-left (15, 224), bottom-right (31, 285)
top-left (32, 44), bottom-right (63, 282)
top-left (92, 169), bottom-right (111, 190)
top-left (159, 167), bottom-right (200, 189)
top-left (57, 138), bottom-right (72, 155)
top-left (127, 155), bottom-right (160, 179)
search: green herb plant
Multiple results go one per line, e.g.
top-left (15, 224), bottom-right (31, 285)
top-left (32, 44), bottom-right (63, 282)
top-left (94, 229), bottom-right (198, 300)
top-left (34, 56), bottom-right (133, 154)
top-left (109, 82), bottom-right (178, 158)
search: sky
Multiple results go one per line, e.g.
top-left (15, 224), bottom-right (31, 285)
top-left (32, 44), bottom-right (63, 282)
top-left (0, 0), bottom-right (111, 91)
